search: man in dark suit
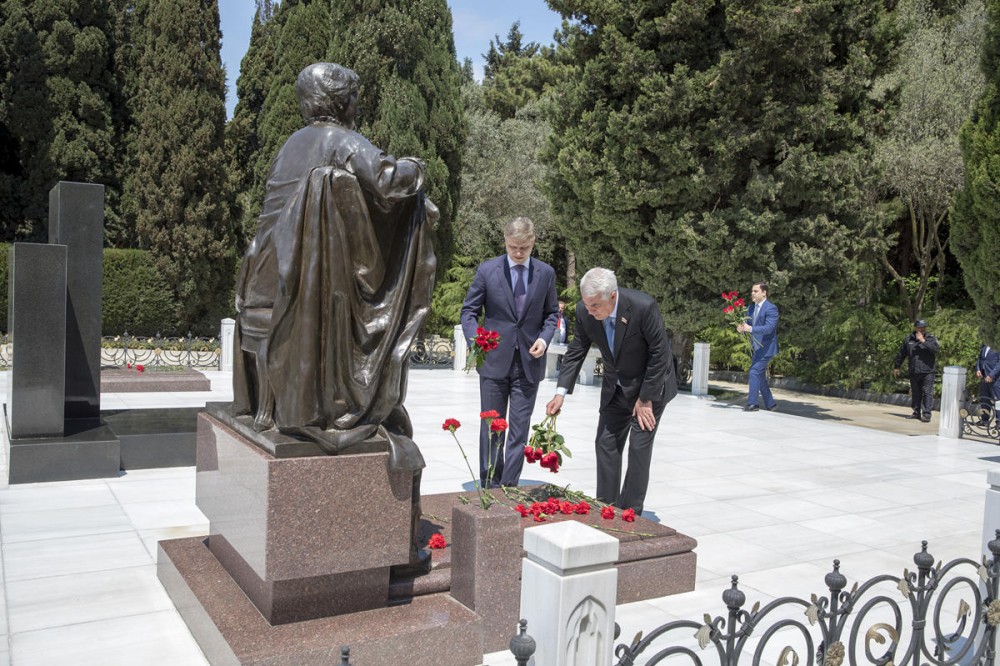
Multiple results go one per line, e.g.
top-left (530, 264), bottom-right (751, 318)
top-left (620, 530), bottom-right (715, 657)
top-left (461, 217), bottom-right (559, 487)
top-left (545, 268), bottom-right (676, 514)
top-left (737, 282), bottom-right (779, 412)
top-left (976, 343), bottom-right (1000, 426)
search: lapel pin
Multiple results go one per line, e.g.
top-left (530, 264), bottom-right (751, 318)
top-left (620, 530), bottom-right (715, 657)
top-left (621, 317), bottom-right (628, 325)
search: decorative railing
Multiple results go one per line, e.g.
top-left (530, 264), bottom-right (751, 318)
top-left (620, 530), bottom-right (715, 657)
top-left (407, 336), bottom-right (454, 369)
top-left (510, 535), bottom-right (1000, 666)
top-left (962, 397), bottom-right (998, 440)
top-left (0, 333), bottom-right (455, 371)
top-left (100, 332), bottom-right (221, 370)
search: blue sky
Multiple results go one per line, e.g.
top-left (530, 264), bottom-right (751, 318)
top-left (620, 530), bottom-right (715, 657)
top-left (217, 0), bottom-right (564, 118)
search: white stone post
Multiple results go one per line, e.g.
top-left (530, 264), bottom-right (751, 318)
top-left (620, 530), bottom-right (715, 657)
top-left (692, 342), bottom-right (710, 396)
top-left (982, 469), bottom-right (1000, 656)
top-left (938, 365), bottom-right (965, 439)
top-left (220, 318), bottom-right (236, 372)
top-left (520, 521), bottom-right (619, 666)
top-left (453, 324), bottom-right (467, 372)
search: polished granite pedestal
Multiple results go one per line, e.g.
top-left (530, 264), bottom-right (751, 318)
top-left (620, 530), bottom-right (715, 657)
top-left (159, 412), bottom-right (485, 665)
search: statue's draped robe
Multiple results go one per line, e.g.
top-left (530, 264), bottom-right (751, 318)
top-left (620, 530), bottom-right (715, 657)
top-left (234, 122), bottom-right (436, 470)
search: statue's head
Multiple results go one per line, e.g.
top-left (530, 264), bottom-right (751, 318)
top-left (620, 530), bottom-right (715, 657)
top-left (296, 63), bottom-right (360, 128)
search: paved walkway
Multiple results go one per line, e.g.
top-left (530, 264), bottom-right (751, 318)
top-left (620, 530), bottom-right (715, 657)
top-left (0, 370), bottom-right (996, 665)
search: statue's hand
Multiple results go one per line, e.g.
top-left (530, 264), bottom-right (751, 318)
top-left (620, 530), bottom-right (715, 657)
top-left (424, 198), bottom-right (440, 227)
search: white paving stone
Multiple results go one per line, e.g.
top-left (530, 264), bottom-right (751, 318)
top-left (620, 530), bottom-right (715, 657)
top-left (0, 368), bottom-right (991, 665)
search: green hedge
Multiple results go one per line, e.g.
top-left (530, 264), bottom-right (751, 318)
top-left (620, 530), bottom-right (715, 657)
top-left (102, 249), bottom-right (178, 336)
top-left (0, 243), bottom-right (181, 336)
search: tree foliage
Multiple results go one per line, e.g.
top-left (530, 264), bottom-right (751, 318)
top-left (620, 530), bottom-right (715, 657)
top-left (0, 0), bottom-right (119, 241)
top-left (543, 0), bottom-right (895, 355)
top-left (952, 0), bottom-right (1000, 345)
top-left (873, 0), bottom-right (986, 320)
top-left (131, 0), bottom-right (233, 332)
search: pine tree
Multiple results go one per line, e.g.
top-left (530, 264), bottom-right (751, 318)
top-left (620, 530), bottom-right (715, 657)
top-left (0, 0), bottom-right (119, 241)
top-left (952, 0), bottom-right (1000, 343)
top-left (132, 0), bottom-right (233, 332)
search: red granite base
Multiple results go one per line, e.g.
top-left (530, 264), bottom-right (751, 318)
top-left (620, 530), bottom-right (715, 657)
top-left (394, 488), bottom-right (697, 652)
top-left (410, 488), bottom-right (698, 606)
top-left (158, 537), bottom-right (484, 666)
top-left (101, 368), bottom-right (210, 393)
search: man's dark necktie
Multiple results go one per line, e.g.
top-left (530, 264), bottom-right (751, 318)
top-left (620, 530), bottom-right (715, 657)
top-left (513, 264), bottom-right (527, 317)
top-left (604, 318), bottom-right (615, 357)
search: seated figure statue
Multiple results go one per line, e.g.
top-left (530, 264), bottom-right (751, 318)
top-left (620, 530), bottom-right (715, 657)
top-left (229, 62), bottom-right (437, 568)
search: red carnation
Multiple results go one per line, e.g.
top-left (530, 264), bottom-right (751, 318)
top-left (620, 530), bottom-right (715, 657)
top-left (427, 533), bottom-right (447, 549)
top-left (559, 501), bottom-right (574, 515)
top-left (601, 506), bottom-right (615, 520)
top-left (136, 364), bottom-right (145, 373)
top-left (480, 410), bottom-right (500, 419)
top-left (515, 504), bottom-right (529, 517)
top-left (490, 418), bottom-right (508, 433)
top-left (622, 508), bottom-right (636, 522)
top-left (723, 305), bottom-right (734, 314)
top-left (574, 501), bottom-right (591, 515)
top-left (442, 418), bottom-right (461, 432)
top-left (733, 298), bottom-right (744, 307)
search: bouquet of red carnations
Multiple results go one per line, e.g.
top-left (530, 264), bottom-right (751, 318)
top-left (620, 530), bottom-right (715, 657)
top-left (523, 414), bottom-right (571, 473)
top-left (464, 326), bottom-right (500, 373)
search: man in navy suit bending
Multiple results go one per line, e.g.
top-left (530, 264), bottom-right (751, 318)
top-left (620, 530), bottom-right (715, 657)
top-left (737, 282), bottom-right (779, 412)
top-left (461, 218), bottom-right (559, 487)
top-left (545, 267), bottom-right (677, 514)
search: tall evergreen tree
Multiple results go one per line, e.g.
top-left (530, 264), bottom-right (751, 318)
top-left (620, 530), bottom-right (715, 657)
top-left (0, 0), bottom-right (118, 241)
top-left (132, 0), bottom-right (233, 332)
top-left (952, 0), bottom-right (1000, 343)
top-left (328, 0), bottom-right (466, 282)
top-left (544, 0), bottom-right (894, 352)
top-left (241, 0), bottom-right (330, 243)
top-left (227, 1), bottom-right (283, 247)
top-left (109, 0), bottom-right (149, 247)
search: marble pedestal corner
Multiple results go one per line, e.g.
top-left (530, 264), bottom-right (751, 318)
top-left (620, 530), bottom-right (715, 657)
top-left (449, 502), bottom-right (522, 653)
top-left (193, 412), bottom-right (413, 623)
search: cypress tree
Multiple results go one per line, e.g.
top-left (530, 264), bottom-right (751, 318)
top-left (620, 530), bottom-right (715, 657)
top-left (242, 0), bottom-right (330, 243)
top-left (0, 0), bottom-right (118, 241)
top-left (227, 1), bottom-right (282, 247)
top-left (132, 0), bottom-right (233, 332)
top-left (952, 0), bottom-right (1000, 343)
top-left (328, 0), bottom-right (466, 280)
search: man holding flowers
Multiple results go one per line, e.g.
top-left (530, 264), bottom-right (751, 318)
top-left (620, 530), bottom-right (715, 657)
top-left (737, 282), bottom-right (779, 412)
top-left (461, 217), bottom-right (559, 487)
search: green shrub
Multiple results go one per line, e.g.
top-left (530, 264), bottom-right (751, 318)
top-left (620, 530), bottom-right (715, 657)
top-left (103, 249), bottom-right (178, 336)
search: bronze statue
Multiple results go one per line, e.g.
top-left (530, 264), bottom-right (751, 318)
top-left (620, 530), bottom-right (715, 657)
top-left (228, 62), bottom-right (437, 569)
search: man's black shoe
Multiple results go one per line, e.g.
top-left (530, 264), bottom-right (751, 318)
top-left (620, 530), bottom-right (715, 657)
top-left (765, 404), bottom-right (778, 412)
top-left (921, 414), bottom-right (932, 423)
top-left (743, 405), bottom-right (759, 412)
top-left (906, 413), bottom-right (921, 419)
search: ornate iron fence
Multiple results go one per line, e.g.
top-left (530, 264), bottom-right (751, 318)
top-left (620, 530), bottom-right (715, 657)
top-left (511, 535), bottom-right (1000, 666)
top-left (962, 397), bottom-right (998, 440)
top-left (407, 336), bottom-right (454, 369)
top-left (100, 332), bottom-right (221, 370)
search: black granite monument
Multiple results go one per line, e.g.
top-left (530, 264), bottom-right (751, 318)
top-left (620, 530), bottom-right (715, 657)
top-left (6, 182), bottom-right (120, 483)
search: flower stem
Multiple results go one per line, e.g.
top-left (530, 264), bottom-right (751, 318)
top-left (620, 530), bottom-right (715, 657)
top-left (449, 431), bottom-right (493, 509)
